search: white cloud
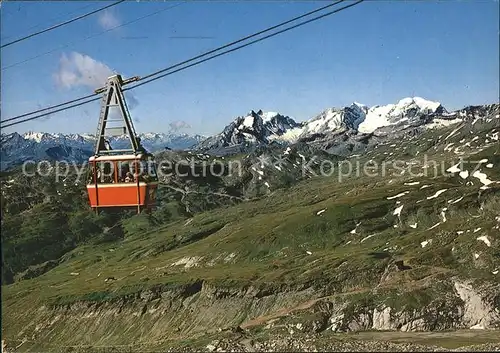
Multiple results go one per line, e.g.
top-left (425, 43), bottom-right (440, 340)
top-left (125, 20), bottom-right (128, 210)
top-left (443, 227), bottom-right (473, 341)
top-left (169, 120), bottom-right (191, 132)
top-left (54, 52), bottom-right (115, 90)
top-left (98, 10), bottom-right (120, 30)
top-left (53, 51), bottom-right (139, 109)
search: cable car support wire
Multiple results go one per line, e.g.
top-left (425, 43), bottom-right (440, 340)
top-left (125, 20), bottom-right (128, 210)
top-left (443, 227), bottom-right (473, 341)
top-left (1, 0), bottom-right (364, 128)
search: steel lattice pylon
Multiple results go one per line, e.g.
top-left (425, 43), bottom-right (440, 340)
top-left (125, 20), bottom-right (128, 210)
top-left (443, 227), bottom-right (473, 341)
top-left (93, 74), bottom-right (142, 156)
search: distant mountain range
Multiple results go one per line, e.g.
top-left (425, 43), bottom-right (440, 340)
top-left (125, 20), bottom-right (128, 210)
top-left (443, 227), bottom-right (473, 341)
top-left (1, 97), bottom-right (498, 170)
top-left (194, 97), bottom-right (498, 155)
top-left (0, 132), bottom-right (205, 170)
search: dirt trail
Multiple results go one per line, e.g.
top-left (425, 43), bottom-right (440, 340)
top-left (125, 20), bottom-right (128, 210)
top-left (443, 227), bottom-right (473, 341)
top-left (240, 286), bottom-right (372, 329)
top-left (241, 298), bottom-right (319, 328)
top-left (240, 266), bottom-right (452, 329)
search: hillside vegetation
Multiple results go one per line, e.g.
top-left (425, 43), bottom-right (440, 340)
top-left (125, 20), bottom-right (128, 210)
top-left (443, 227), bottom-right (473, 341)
top-left (1, 112), bottom-right (500, 352)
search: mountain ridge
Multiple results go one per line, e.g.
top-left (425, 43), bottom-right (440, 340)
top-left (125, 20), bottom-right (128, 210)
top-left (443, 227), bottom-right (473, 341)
top-left (2, 98), bottom-right (498, 170)
top-left (0, 132), bottom-right (206, 170)
top-left (194, 98), bottom-right (499, 155)
top-left (2, 106), bottom-right (499, 351)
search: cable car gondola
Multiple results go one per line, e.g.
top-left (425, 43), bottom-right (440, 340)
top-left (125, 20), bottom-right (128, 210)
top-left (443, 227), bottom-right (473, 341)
top-left (86, 74), bottom-right (158, 214)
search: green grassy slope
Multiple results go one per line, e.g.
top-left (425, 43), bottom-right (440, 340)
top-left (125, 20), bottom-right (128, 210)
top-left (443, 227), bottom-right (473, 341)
top-left (1, 116), bottom-right (499, 351)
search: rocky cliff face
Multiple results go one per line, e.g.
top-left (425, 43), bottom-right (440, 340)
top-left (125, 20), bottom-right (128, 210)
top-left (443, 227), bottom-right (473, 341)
top-left (6, 278), bottom-right (499, 352)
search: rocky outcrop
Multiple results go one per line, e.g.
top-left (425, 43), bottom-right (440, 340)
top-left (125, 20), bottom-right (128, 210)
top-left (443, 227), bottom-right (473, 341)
top-left (453, 281), bottom-right (500, 329)
top-left (9, 278), bottom-right (499, 352)
top-left (299, 284), bottom-right (499, 334)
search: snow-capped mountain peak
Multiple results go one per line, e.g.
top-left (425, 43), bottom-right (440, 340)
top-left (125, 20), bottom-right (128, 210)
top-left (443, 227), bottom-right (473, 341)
top-left (261, 111), bottom-right (280, 122)
top-left (353, 102), bottom-right (368, 110)
top-left (198, 110), bottom-right (301, 152)
top-left (23, 132), bottom-right (51, 143)
top-left (281, 102), bottom-right (368, 142)
top-left (4, 98), bottom-right (494, 170)
top-left (195, 97), bottom-right (454, 154)
top-left (358, 97), bottom-right (446, 134)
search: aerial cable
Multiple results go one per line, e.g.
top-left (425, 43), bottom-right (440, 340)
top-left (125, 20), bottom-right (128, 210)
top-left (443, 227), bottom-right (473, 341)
top-left (1, 97), bottom-right (101, 129)
top-left (0, 2), bottom-right (187, 124)
top-left (0, 94), bottom-right (100, 124)
top-left (1, 2), bottom-right (186, 70)
top-left (1, 0), bottom-right (126, 48)
top-left (1, 0), bottom-right (347, 124)
top-left (3, 0), bottom-right (328, 71)
top-left (1, 0), bottom-right (364, 128)
top-left (1, 3), bottom-right (96, 40)
top-left (134, 0), bottom-right (346, 83)
top-left (127, 0), bottom-right (363, 90)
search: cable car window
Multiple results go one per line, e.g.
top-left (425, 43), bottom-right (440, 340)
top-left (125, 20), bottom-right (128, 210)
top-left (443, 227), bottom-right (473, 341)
top-left (129, 161), bottom-right (137, 175)
top-left (88, 162), bottom-right (97, 184)
top-left (148, 161), bottom-right (158, 179)
top-left (118, 161), bottom-right (134, 183)
top-left (140, 160), bottom-right (149, 181)
top-left (98, 161), bottom-right (114, 183)
top-left (128, 160), bottom-right (142, 182)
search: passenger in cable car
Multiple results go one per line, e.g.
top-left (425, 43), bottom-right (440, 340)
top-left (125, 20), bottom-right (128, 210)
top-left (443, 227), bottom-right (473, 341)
top-left (136, 137), bottom-right (146, 154)
top-left (96, 167), bottom-right (101, 182)
top-left (97, 138), bottom-right (113, 151)
top-left (88, 164), bottom-right (96, 183)
top-left (125, 172), bottom-right (134, 182)
top-left (102, 162), bottom-right (114, 183)
top-left (119, 162), bottom-right (130, 182)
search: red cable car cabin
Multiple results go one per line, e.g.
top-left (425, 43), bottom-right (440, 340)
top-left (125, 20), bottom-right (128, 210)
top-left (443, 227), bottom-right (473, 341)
top-left (86, 73), bottom-right (159, 213)
top-left (87, 153), bottom-right (158, 212)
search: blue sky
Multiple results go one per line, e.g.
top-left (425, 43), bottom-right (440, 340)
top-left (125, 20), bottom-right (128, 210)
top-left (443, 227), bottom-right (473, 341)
top-left (1, 0), bottom-right (498, 136)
